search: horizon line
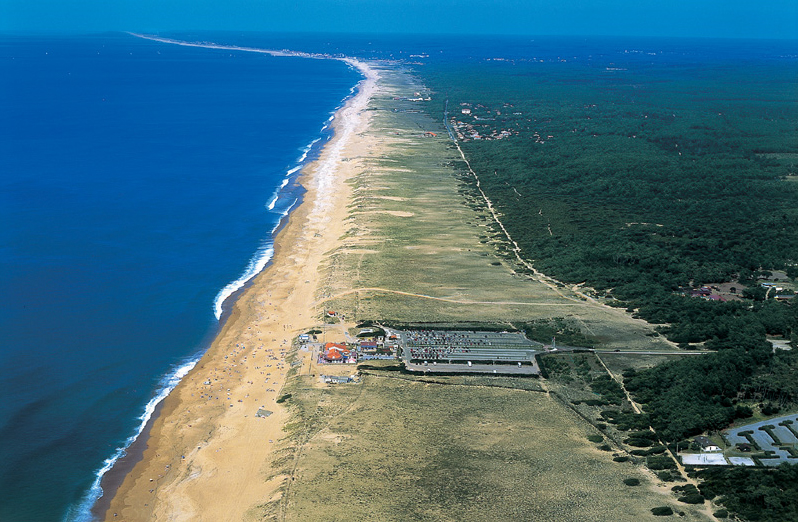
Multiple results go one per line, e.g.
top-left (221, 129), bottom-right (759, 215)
top-left (1, 29), bottom-right (796, 42)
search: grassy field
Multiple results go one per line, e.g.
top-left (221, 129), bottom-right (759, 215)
top-left (250, 69), bottom-right (719, 522)
top-left (256, 367), bottom-right (706, 522)
top-left (316, 68), bottom-right (673, 352)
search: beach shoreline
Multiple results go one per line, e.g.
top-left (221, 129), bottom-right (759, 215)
top-left (101, 46), bottom-right (377, 520)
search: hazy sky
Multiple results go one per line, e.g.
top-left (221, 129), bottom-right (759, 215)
top-left (2, 0), bottom-right (796, 39)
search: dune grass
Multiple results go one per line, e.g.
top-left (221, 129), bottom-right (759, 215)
top-left (317, 68), bottom-right (672, 352)
top-left (265, 371), bottom-right (699, 522)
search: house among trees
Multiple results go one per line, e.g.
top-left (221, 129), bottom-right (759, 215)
top-left (694, 436), bottom-right (722, 452)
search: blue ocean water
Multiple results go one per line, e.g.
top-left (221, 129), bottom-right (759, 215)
top-left (0, 33), bottom-right (360, 521)
top-left (1, 31), bottom-right (794, 522)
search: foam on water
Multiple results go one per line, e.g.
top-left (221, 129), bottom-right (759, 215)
top-left (65, 142), bottom-right (312, 520)
top-left (214, 144), bottom-right (318, 319)
top-left (266, 176), bottom-right (292, 210)
top-left (59, 34), bottom-right (361, 521)
top-left (64, 356), bottom-right (200, 522)
top-left (267, 138), bottom-right (320, 210)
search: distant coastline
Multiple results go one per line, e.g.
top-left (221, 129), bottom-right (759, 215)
top-left (87, 129), bottom-right (320, 520)
top-left (99, 35), bottom-right (374, 520)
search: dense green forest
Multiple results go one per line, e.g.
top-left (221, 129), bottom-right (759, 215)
top-left (420, 52), bottom-right (798, 348)
top-left (622, 346), bottom-right (791, 441)
top-left (695, 465), bottom-right (798, 521)
top-left (415, 43), bottom-right (798, 521)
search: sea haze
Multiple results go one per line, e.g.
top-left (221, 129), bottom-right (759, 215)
top-left (0, 32), bottom-right (360, 521)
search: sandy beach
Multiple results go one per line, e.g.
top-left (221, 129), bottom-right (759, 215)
top-left (103, 57), bottom-right (378, 521)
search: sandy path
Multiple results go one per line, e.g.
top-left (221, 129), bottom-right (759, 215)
top-left (104, 59), bottom-right (379, 522)
top-left (322, 286), bottom-right (581, 306)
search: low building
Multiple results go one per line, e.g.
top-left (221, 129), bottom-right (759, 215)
top-left (694, 436), bottom-right (722, 452)
top-left (322, 342), bottom-right (356, 363)
top-left (321, 375), bottom-right (353, 384)
top-left (360, 340), bottom-right (378, 353)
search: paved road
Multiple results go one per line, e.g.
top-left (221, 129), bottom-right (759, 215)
top-left (594, 350), bottom-right (713, 355)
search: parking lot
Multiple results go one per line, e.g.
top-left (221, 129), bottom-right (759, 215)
top-left (724, 414), bottom-right (798, 466)
top-left (398, 329), bottom-right (541, 375)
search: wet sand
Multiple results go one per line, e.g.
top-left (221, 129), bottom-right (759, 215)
top-left (104, 57), bottom-right (379, 521)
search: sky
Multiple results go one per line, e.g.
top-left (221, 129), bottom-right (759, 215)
top-left (1, 0), bottom-right (796, 39)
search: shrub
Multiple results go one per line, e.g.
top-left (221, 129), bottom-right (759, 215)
top-left (630, 430), bottom-right (657, 440)
top-left (276, 393), bottom-right (292, 404)
top-left (613, 456), bottom-right (629, 462)
top-left (678, 493), bottom-right (705, 504)
top-left (626, 437), bottom-right (654, 447)
top-left (656, 471), bottom-right (676, 482)
top-left (651, 506), bottom-right (674, 516)
top-left (671, 441), bottom-right (690, 452)
top-left (601, 409), bottom-right (651, 431)
top-left (587, 434), bottom-right (604, 443)
top-left (598, 444), bottom-right (612, 451)
top-left (647, 455), bottom-right (676, 470)
top-left (624, 478), bottom-right (641, 486)
top-left (713, 509), bottom-right (728, 519)
top-left (760, 426), bottom-right (783, 444)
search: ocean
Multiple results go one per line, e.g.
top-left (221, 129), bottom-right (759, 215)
top-left (0, 32), bottom-right (360, 521)
top-left (1, 31), bottom-right (794, 521)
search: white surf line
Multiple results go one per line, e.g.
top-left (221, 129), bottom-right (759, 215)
top-left (68, 33), bottom-right (374, 521)
top-left (128, 32), bottom-right (375, 322)
top-left (65, 355), bottom-right (201, 522)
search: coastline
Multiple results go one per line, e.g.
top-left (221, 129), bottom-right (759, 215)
top-left (102, 46), bottom-right (378, 520)
top-left (91, 166), bottom-right (307, 520)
